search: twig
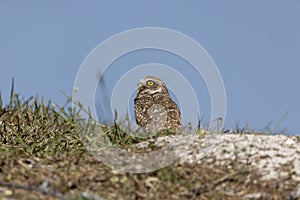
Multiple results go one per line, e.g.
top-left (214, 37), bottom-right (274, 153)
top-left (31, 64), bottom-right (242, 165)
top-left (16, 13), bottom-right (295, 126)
top-left (211, 169), bottom-right (250, 188)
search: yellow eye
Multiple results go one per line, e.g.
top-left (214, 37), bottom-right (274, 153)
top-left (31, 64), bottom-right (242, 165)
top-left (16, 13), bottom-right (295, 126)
top-left (147, 81), bottom-right (154, 86)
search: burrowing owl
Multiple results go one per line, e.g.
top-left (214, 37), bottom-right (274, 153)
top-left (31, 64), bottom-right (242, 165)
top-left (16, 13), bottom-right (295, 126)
top-left (134, 76), bottom-right (181, 132)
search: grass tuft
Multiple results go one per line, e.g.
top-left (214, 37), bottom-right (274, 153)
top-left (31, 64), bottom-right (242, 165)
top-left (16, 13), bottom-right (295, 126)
top-left (0, 85), bottom-right (84, 157)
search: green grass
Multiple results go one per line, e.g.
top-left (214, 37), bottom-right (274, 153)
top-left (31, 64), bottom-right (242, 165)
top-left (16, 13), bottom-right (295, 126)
top-left (0, 83), bottom-right (178, 156)
top-left (0, 88), bottom-right (84, 157)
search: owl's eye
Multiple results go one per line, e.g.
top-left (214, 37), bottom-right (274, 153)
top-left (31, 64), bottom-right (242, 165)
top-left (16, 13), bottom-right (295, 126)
top-left (147, 81), bottom-right (154, 86)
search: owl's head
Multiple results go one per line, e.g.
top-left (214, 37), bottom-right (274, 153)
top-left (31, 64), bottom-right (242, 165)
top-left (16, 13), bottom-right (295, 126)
top-left (137, 76), bottom-right (168, 95)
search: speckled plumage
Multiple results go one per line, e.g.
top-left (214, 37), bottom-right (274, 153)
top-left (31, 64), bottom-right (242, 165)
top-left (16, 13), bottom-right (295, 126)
top-left (134, 76), bottom-right (181, 132)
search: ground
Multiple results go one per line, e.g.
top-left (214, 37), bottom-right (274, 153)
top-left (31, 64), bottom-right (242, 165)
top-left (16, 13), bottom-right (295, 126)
top-left (0, 93), bottom-right (299, 200)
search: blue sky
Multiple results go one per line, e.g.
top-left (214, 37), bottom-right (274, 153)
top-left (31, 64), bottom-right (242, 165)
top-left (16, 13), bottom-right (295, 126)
top-left (0, 1), bottom-right (299, 135)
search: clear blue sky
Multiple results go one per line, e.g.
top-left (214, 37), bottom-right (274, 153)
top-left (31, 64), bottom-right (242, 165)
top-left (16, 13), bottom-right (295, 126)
top-left (0, 1), bottom-right (299, 135)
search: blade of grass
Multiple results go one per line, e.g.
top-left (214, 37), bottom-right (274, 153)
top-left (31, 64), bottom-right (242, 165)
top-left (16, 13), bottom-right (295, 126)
top-left (9, 78), bottom-right (15, 110)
